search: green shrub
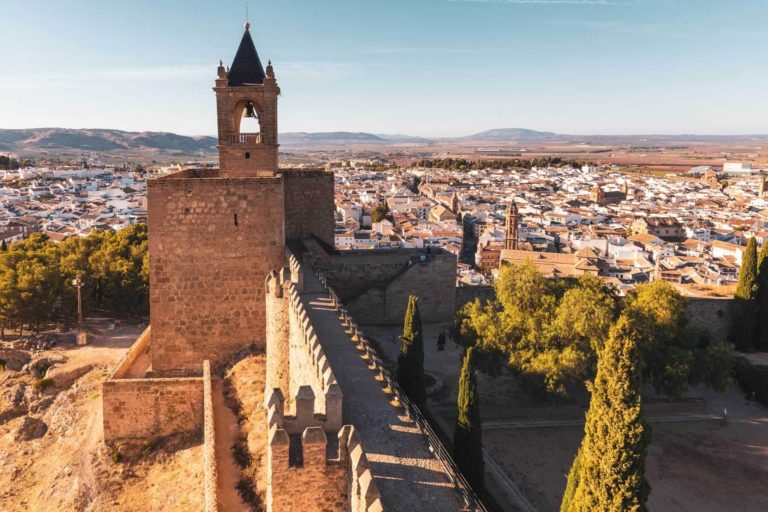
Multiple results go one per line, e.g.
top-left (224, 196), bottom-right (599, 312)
top-left (733, 357), bottom-right (768, 406)
top-left (32, 377), bottom-right (54, 392)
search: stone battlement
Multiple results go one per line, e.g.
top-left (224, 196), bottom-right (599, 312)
top-left (265, 265), bottom-right (342, 432)
top-left (267, 421), bottom-right (384, 512)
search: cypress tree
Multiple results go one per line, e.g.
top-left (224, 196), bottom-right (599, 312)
top-left (754, 243), bottom-right (768, 351)
top-left (567, 315), bottom-right (650, 512)
top-left (0, 240), bottom-right (6, 251)
top-left (560, 448), bottom-right (582, 512)
top-left (454, 347), bottom-right (484, 491)
top-left (730, 237), bottom-right (758, 351)
top-left (397, 295), bottom-right (426, 408)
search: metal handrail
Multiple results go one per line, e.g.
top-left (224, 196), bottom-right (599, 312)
top-left (316, 272), bottom-right (488, 512)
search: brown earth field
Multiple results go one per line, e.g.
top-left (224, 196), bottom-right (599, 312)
top-left (0, 318), bottom-right (205, 512)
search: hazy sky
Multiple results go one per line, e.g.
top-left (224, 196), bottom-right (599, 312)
top-left (1, 0), bottom-right (766, 137)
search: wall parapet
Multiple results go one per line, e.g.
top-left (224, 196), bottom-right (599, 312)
top-left (110, 326), bottom-right (151, 379)
top-left (266, 419), bottom-right (383, 512)
top-left (266, 261), bottom-right (342, 433)
top-left (202, 360), bottom-right (218, 512)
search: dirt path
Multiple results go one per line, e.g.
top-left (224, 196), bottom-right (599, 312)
top-left (212, 379), bottom-right (249, 512)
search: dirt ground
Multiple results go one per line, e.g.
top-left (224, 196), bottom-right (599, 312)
top-left (0, 317), bottom-right (204, 512)
top-left (365, 322), bottom-right (768, 512)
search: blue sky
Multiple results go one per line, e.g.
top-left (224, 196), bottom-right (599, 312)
top-left (0, 0), bottom-right (766, 137)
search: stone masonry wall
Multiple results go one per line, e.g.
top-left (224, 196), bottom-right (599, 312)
top-left (688, 297), bottom-right (731, 344)
top-left (111, 326), bottom-right (151, 379)
top-left (306, 239), bottom-right (456, 325)
top-left (148, 172), bottom-right (285, 374)
top-left (102, 376), bottom-right (204, 442)
top-left (202, 361), bottom-right (218, 512)
top-left (265, 259), bottom-right (342, 433)
top-left (266, 405), bottom-right (384, 512)
top-left (283, 170), bottom-right (335, 247)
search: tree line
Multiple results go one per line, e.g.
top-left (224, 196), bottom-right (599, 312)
top-left (0, 155), bottom-right (29, 171)
top-left (729, 237), bottom-right (768, 351)
top-left (0, 225), bottom-right (148, 337)
top-left (416, 157), bottom-right (584, 171)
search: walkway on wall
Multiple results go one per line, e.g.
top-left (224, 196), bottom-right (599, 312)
top-left (300, 270), bottom-right (464, 511)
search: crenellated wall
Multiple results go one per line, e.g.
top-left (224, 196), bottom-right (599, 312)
top-left (266, 264), bottom-right (342, 433)
top-left (265, 394), bottom-right (384, 512)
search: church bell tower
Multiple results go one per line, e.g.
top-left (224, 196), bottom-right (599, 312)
top-left (214, 23), bottom-right (280, 177)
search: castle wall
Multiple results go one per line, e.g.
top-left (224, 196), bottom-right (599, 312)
top-left (102, 375), bottom-right (204, 442)
top-left (111, 326), bottom-right (151, 379)
top-left (265, 261), bottom-right (342, 432)
top-left (202, 361), bottom-right (218, 512)
top-left (283, 170), bottom-right (335, 246)
top-left (148, 172), bottom-right (285, 374)
top-left (688, 297), bottom-right (731, 344)
top-left (307, 241), bottom-right (456, 324)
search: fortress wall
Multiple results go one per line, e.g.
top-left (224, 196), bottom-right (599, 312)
top-left (306, 240), bottom-right (456, 324)
top-left (687, 297), bottom-right (731, 344)
top-left (102, 375), bottom-right (204, 442)
top-left (202, 361), bottom-right (218, 512)
top-left (266, 421), bottom-right (383, 512)
top-left (148, 174), bottom-right (285, 374)
top-left (110, 326), bottom-right (151, 379)
top-left (266, 259), bottom-right (342, 433)
top-left (283, 170), bottom-right (335, 247)
top-left (456, 285), bottom-right (495, 310)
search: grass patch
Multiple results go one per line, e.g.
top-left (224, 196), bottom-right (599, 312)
top-left (32, 377), bottom-right (54, 392)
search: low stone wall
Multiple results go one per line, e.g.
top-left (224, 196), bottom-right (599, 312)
top-left (202, 360), bottom-right (218, 512)
top-left (111, 326), bottom-right (151, 379)
top-left (102, 375), bottom-right (204, 442)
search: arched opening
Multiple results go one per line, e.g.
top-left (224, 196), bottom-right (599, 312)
top-left (234, 100), bottom-right (262, 144)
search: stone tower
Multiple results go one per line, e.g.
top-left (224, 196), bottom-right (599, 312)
top-left (504, 200), bottom-right (519, 250)
top-left (760, 176), bottom-right (767, 197)
top-left (214, 23), bottom-right (280, 177)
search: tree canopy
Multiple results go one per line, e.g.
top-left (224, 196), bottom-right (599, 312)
top-left (0, 225), bottom-right (148, 336)
top-left (457, 261), bottom-right (731, 398)
top-left (729, 237), bottom-right (758, 351)
top-left (454, 347), bottom-right (484, 491)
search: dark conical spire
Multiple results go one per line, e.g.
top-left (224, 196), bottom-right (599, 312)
top-left (228, 26), bottom-right (266, 86)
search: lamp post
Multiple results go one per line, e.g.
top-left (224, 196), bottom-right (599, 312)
top-left (72, 276), bottom-right (83, 327)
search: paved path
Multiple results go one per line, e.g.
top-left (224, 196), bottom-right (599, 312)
top-left (301, 271), bottom-right (464, 511)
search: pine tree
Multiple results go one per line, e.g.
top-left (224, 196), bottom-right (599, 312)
top-left (566, 315), bottom-right (650, 512)
top-left (454, 347), bottom-right (484, 491)
top-left (397, 295), bottom-right (425, 408)
top-left (0, 240), bottom-right (6, 252)
top-left (754, 242), bottom-right (768, 351)
top-left (730, 237), bottom-right (758, 351)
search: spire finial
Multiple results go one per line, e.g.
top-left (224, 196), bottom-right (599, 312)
top-left (244, 0), bottom-right (250, 30)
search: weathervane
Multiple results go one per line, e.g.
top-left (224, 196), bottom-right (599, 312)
top-left (245, 0), bottom-right (250, 30)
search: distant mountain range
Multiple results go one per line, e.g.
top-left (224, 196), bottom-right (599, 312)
top-left (0, 128), bottom-right (218, 159)
top-left (2, 127), bottom-right (768, 160)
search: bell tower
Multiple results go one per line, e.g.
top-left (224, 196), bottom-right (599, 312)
top-left (505, 200), bottom-right (519, 251)
top-left (214, 23), bottom-right (280, 177)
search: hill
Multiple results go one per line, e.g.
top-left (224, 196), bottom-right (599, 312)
top-left (462, 128), bottom-right (560, 141)
top-left (279, 131), bottom-right (389, 145)
top-left (0, 128), bottom-right (218, 160)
